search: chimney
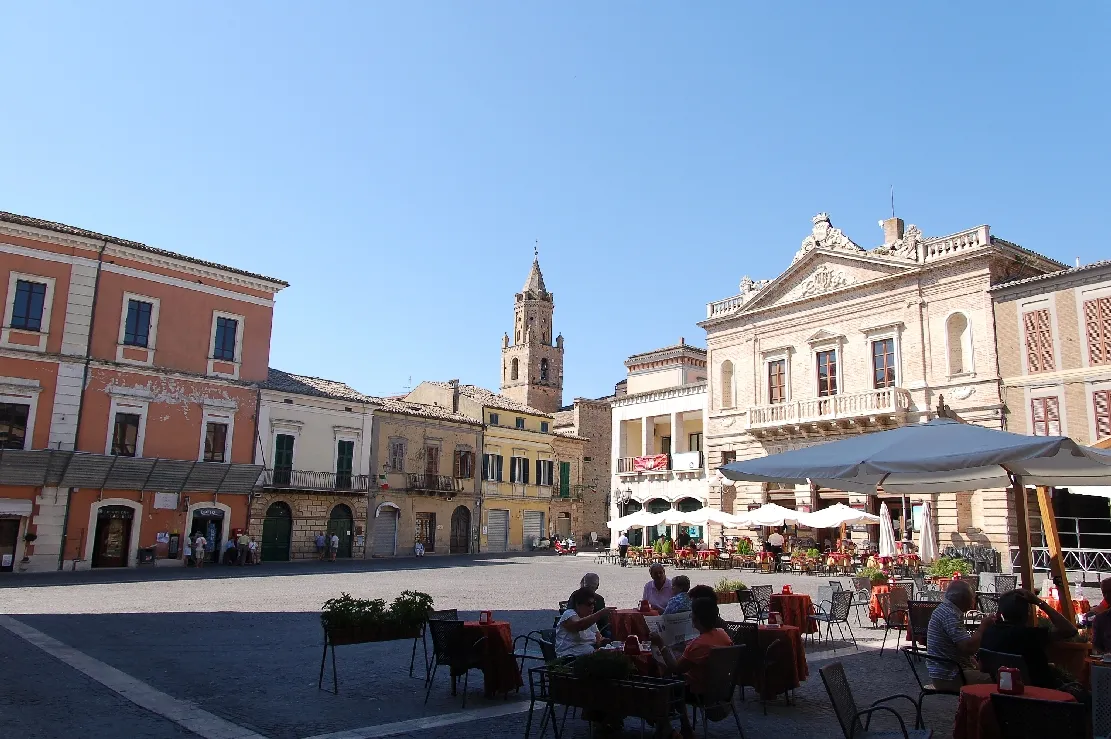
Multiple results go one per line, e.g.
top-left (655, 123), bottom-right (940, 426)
top-left (882, 217), bottom-right (905, 245)
top-left (679, 337), bottom-right (685, 345)
top-left (448, 379), bottom-right (460, 412)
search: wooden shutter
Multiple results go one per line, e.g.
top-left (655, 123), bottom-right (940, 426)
top-left (559, 461), bottom-right (571, 498)
top-left (535, 459), bottom-right (542, 485)
top-left (1031, 396), bottom-right (1061, 436)
top-left (1084, 298), bottom-right (1111, 365)
top-left (453, 451), bottom-right (461, 478)
top-left (1023, 309), bottom-right (1055, 373)
top-left (1094, 390), bottom-right (1111, 441)
top-left (522, 457), bottom-right (530, 484)
top-left (482, 453), bottom-right (489, 480)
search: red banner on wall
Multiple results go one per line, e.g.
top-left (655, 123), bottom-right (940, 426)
top-left (633, 454), bottom-right (669, 472)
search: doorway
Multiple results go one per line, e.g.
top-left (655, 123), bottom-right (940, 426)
top-left (261, 502), bottom-right (292, 561)
top-left (0, 519), bottom-right (18, 572)
top-left (449, 506), bottom-right (470, 554)
top-left (373, 505), bottom-right (398, 556)
top-left (92, 506), bottom-right (134, 568)
top-left (190, 507), bottom-right (225, 564)
top-left (327, 504), bottom-right (354, 558)
top-left (555, 512), bottom-right (571, 539)
top-left (415, 512), bottom-right (436, 553)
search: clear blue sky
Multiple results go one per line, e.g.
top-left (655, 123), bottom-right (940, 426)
top-left (2, 3), bottom-right (1108, 402)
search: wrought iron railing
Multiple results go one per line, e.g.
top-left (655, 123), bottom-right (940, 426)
top-left (259, 468), bottom-right (371, 492)
top-left (1009, 546), bottom-right (1111, 574)
top-left (406, 474), bottom-right (461, 493)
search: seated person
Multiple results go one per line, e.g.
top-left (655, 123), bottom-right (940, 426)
top-left (414, 541), bottom-right (425, 557)
top-left (925, 580), bottom-right (994, 691)
top-left (649, 597), bottom-right (733, 739)
top-left (555, 587), bottom-right (613, 658)
top-left (663, 576), bottom-right (692, 614)
top-left (642, 564), bottom-right (673, 612)
top-left (981, 588), bottom-right (1078, 688)
top-left (566, 573), bottom-right (611, 638)
top-left (1088, 577), bottom-right (1111, 619)
top-left (688, 584), bottom-right (716, 604)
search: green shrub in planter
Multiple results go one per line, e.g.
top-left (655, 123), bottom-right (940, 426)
top-left (926, 556), bottom-right (972, 579)
top-left (571, 650), bottom-right (635, 681)
top-left (714, 578), bottom-right (747, 594)
top-left (858, 566), bottom-right (889, 586)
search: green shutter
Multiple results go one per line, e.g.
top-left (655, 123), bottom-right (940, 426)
top-left (559, 462), bottom-right (570, 498)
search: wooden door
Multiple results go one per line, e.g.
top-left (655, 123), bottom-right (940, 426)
top-left (261, 502), bottom-right (292, 561)
top-left (449, 506), bottom-right (470, 554)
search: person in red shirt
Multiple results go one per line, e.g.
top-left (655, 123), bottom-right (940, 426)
top-left (649, 597), bottom-right (734, 738)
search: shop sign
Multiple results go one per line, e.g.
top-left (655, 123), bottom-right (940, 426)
top-left (1, 554), bottom-right (12, 568)
top-left (194, 507), bottom-right (225, 518)
top-left (154, 492), bottom-right (179, 510)
top-left (98, 506), bottom-right (134, 520)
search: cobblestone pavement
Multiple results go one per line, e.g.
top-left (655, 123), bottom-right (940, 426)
top-left (3, 552), bottom-right (1067, 739)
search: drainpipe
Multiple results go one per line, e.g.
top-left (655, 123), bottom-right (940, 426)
top-left (57, 239), bottom-right (107, 570)
top-left (244, 385), bottom-right (262, 540)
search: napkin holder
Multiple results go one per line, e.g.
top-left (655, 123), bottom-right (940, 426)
top-left (639, 600), bottom-right (651, 613)
top-left (479, 610), bottom-right (493, 624)
top-left (767, 612), bottom-right (781, 627)
top-left (781, 585), bottom-right (793, 595)
top-left (623, 635), bottom-right (641, 655)
top-left (998, 667), bottom-right (1024, 695)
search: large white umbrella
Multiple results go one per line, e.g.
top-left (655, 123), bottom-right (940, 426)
top-left (917, 500), bottom-right (938, 564)
top-left (798, 503), bottom-right (880, 528)
top-left (878, 502), bottom-right (897, 557)
top-left (739, 502), bottom-right (806, 527)
top-left (1066, 486), bottom-right (1111, 498)
top-left (607, 509), bottom-right (665, 536)
top-left (659, 507), bottom-right (748, 527)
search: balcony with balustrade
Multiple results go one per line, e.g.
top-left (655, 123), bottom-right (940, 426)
top-left (747, 387), bottom-right (911, 436)
top-left (258, 468), bottom-right (372, 493)
top-left (406, 473), bottom-right (464, 497)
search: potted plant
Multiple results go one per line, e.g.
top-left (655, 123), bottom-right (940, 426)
top-left (926, 556), bottom-right (972, 581)
top-left (713, 577), bottom-right (746, 604)
top-left (321, 590), bottom-right (433, 644)
top-left (736, 537), bottom-right (755, 556)
top-left (546, 652), bottom-right (679, 721)
top-left (858, 566), bottom-right (889, 586)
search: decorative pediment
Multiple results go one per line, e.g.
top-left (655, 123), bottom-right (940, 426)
top-left (792, 213), bottom-right (865, 263)
top-left (738, 251), bottom-right (915, 314)
top-left (806, 329), bottom-right (844, 345)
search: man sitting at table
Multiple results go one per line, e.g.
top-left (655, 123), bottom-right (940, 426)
top-left (643, 564), bottom-right (673, 612)
top-left (981, 588), bottom-right (1078, 688)
top-left (677, 529), bottom-right (691, 549)
top-left (555, 587), bottom-right (615, 658)
top-left (649, 597), bottom-right (733, 739)
top-left (663, 575), bottom-right (692, 615)
top-left (766, 529), bottom-right (785, 572)
top-left (926, 580), bottom-right (994, 691)
top-left (567, 573), bottom-right (611, 638)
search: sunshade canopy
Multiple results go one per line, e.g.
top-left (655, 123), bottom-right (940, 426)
top-left (735, 502), bottom-right (806, 527)
top-left (797, 503), bottom-right (880, 528)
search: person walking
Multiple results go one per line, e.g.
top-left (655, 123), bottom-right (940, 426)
top-left (194, 533), bottom-right (207, 569)
top-left (315, 532), bottom-right (326, 560)
top-left (236, 530), bottom-right (250, 565)
top-left (329, 532), bottom-right (339, 562)
top-left (617, 532), bottom-right (630, 567)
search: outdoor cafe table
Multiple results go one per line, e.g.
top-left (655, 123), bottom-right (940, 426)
top-left (868, 585), bottom-right (890, 624)
top-left (736, 624), bottom-right (808, 700)
top-left (462, 620), bottom-right (522, 697)
top-left (1044, 594), bottom-right (1091, 617)
top-left (609, 609), bottom-right (656, 641)
top-left (768, 593), bottom-right (818, 634)
top-left (953, 684), bottom-right (1075, 739)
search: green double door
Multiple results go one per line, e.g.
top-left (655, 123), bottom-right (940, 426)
top-left (327, 504), bottom-right (354, 558)
top-left (261, 502), bottom-right (292, 562)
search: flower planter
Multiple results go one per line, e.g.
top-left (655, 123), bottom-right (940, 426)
top-left (546, 671), bottom-right (682, 722)
top-left (325, 622), bottom-right (423, 645)
top-left (716, 591), bottom-right (739, 604)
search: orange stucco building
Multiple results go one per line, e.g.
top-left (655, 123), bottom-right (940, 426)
top-left (0, 211), bottom-right (286, 572)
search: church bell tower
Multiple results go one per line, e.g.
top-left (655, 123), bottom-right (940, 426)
top-left (500, 253), bottom-right (564, 413)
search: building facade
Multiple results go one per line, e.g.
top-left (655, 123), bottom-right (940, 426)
top-left (698, 213), bottom-right (1062, 553)
top-left (367, 397), bottom-right (483, 557)
top-left (0, 211), bottom-right (286, 573)
top-left (609, 341), bottom-right (709, 546)
top-left (553, 395), bottom-right (614, 546)
top-left (251, 369), bottom-right (376, 561)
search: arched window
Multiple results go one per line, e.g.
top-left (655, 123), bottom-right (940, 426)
top-left (540, 358), bottom-right (549, 381)
top-left (946, 313), bottom-right (970, 375)
top-left (720, 360), bottom-right (734, 408)
top-left (511, 358), bottom-right (519, 381)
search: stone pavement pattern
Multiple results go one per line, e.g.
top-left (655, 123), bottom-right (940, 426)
top-left (0, 553), bottom-right (1018, 739)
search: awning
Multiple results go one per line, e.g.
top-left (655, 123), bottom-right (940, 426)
top-left (0, 498), bottom-right (32, 516)
top-left (0, 449), bottom-right (263, 495)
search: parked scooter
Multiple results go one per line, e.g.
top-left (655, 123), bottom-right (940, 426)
top-left (553, 538), bottom-right (577, 556)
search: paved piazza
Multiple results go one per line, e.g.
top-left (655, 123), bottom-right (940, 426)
top-left (1, 553), bottom-right (992, 739)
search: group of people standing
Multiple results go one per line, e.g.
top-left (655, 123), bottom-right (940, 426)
top-left (314, 531), bottom-right (342, 561)
top-left (184, 531), bottom-right (258, 567)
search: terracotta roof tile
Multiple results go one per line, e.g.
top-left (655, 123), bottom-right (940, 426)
top-left (262, 368), bottom-right (369, 403)
top-left (427, 381), bottom-right (553, 417)
top-left (374, 397), bottom-right (482, 425)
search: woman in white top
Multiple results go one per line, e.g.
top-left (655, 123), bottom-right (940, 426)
top-left (555, 587), bottom-right (614, 658)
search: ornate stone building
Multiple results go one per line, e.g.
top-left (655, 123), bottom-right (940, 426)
top-left (500, 255), bottom-right (564, 414)
top-left (699, 213), bottom-right (1063, 553)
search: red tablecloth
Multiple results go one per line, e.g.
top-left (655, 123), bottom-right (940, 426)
top-left (462, 620), bottom-right (522, 696)
top-left (609, 609), bottom-right (655, 641)
top-left (868, 585), bottom-right (890, 624)
top-left (736, 624), bottom-right (808, 700)
top-left (953, 684), bottom-right (1075, 739)
top-left (1044, 595), bottom-right (1091, 617)
top-left (769, 593), bottom-right (817, 634)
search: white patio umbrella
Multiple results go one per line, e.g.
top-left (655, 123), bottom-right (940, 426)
top-left (917, 500), bottom-right (938, 564)
top-left (878, 503), bottom-right (897, 557)
top-left (739, 502), bottom-right (806, 527)
top-left (659, 507), bottom-right (748, 527)
top-left (1065, 486), bottom-right (1111, 498)
top-left (797, 503), bottom-right (880, 528)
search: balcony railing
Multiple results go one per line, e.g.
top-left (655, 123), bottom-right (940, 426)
top-left (748, 387), bottom-right (911, 431)
top-left (407, 473), bottom-right (463, 494)
top-left (618, 454), bottom-right (670, 474)
top-left (259, 468), bottom-right (371, 492)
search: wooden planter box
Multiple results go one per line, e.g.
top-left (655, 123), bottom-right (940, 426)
top-left (546, 671), bottom-right (683, 722)
top-left (716, 590), bottom-right (739, 604)
top-left (324, 622), bottom-right (422, 645)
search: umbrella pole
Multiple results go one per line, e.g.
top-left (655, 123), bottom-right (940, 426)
top-left (1035, 486), bottom-right (1075, 625)
top-left (1011, 474), bottom-right (1035, 592)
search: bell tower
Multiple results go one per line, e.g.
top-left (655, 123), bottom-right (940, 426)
top-left (500, 252), bottom-right (564, 413)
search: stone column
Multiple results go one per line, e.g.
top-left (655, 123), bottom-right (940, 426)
top-left (641, 416), bottom-right (651, 456)
top-left (671, 412), bottom-right (682, 454)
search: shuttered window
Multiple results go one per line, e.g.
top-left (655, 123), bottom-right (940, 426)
top-left (535, 459), bottom-right (554, 486)
top-left (1094, 390), bottom-right (1111, 441)
top-left (482, 453), bottom-right (503, 481)
top-left (1023, 309), bottom-right (1055, 373)
top-left (768, 359), bottom-right (787, 403)
top-left (389, 440), bottom-right (405, 471)
top-left (510, 456), bottom-right (529, 483)
top-left (453, 450), bottom-right (474, 478)
top-left (1084, 297), bottom-right (1111, 365)
top-left (559, 461), bottom-right (571, 498)
top-left (1030, 396), bottom-right (1061, 436)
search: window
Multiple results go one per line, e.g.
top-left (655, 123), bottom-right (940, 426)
top-left (661, 436), bottom-right (672, 455)
top-left (559, 461), bottom-right (571, 498)
top-left (453, 450), bottom-right (475, 478)
top-left (768, 359), bottom-right (787, 403)
top-left (1094, 389), bottom-right (1111, 441)
top-left (213, 316), bottom-right (238, 360)
top-left (510, 456), bottom-right (529, 483)
top-left (424, 445), bottom-right (440, 476)
top-left (872, 338), bottom-right (896, 389)
top-left (336, 439), bottom-right (354, 488)
top-left (11, 280), bottom-right (47, 331)
top-left (536, 459), bottom-right (554, 486)
top-left (510, 358), bottom-right (519, 381)
top-left (540, 358), bottom-right (549, 381)
top-left (947, 313), bottom-right (969, 375)
top-left (721, 450), bottom-right (737, 465)
top-left (112, 413), bottom-right (141, 456)
top-left (540, 421), bottom-right (549, 433)
top-left (389, 439), bottom-right (406, 471)
top-left (0, 402), bottom-right (30, 450)
top-left (203, 422), bottom-right (228, 462)
top-left (816, 350), bottom-right (838, 396)
top-left (1084, 297), bottom-right (1111, 365)
top-left (482, 453), bottom-right (503, 481)
top-left (1030, 396), bottom-right (1061, 436)
top-left (688, 432), bottom-right (703, 452)
top-left (274, 433), bottom-right (295, 484)
top-left (515, 417), bottom-right (525, 430)
top-left (489, 413), bottom-right (499, 426)
top-left (1023, 309), bottom-right (1055, 373)
top-left (720, 360), bottom-right (734, 408)
top-left (123, 299), bottom-right (153, 347)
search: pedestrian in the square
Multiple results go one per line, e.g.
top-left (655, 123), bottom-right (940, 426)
top-left (184, 535), bottom-right (193, 567)
top-left (248, 537), bottom-right (259, 564)
top-left (315, 532), bottom-right (326, 560)
top-left (194, 533), bottom-right (207, 568)
top-left (236, 530), bottom-right (250, 565)
top-left (617, 531), bottom-right (629, 567)
top-left (330, 532), bottom-right (339, 562)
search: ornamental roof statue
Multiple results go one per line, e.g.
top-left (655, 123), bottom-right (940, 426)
top-left (792, 213), bottom-right (865, 263)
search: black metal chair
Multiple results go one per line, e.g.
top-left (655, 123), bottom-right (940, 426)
top-left (687, 646), bottom-right (747, 738)
top-left (750, 585), bottom-right (772, 618)
top-left (722, 620), bottom-right (759, 700)
top-left (551, 600), bottom-right (569, 628)
top-left (409, 608), bottom-right (458, 678)
top-left (811, 590), bottom-right (858, 651)
top-left (975, 592), bottom-right (1000, 619)
top-left (989, 693), bottom-right (1088, 739)
top-left (424, 619), bottom-right (486, 708)
top-left (820, 662), bottom-right (931, 739)
top-left (900, 646), bottom-right (966, 728)
top-left (906, 601), bottom-right (937, 653)
top-left (759, 637), bottom-right (795, 714)
top-left (829, 579), bottom-right (846, 592)
top-left (513, 629), bottom-right (556, 676)
top-left (879, 587), bottom-right (909, 655)
top-left (977, 649), bottom-right (1031, 683)
top-left (992, 574), bottom-right (1018, 594)
top-left (737, 589), bottom-right (768, 624)
top-left (851, 577), bottom-right (873, 626)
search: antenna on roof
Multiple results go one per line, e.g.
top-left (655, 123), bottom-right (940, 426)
top-left (890, 185), bottom-right (895, 219)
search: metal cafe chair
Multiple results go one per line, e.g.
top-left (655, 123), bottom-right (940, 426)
top-left (687, 646), bottom-right (748, 738)
top-left (811, 590), bottom-right (859, 651)
top-left (722, 620), bottom-right (759, 700)
top-left (424, 620), bottom-right (486, 708)
top-left (989, 693), bottom-right (1087, 739)
top-left (409, 608), bottom-right (458, 679)
top-left (878, 587), bottom-right (909, 656)
top-left (900, 646), bottom-right (966, 728)
top-left (977, 649), bottom-right (1031, 683)
top-left (820, 662), bottom-right (930, 739)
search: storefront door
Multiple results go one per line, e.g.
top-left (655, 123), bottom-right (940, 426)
top-left (327, 504), bottom-right (354, 558)
top-left (415, 512), bottom-right (436, 553)
top-left (191, 507), bottom-right (225, 563)
top-left (92, 506), bottom-right (133, 568)
top-left (261, 502), bottom-right (292, 561)
top-left (449, 506), bottom-right (470, 554)
top-left (0, 519), bottom-right (18, 572)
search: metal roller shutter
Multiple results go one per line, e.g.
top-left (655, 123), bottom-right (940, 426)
top-left (522, 510), bottom-right (544, 550)
top-left (486, 509), bottom-right (509, 553)
top-left (372, 508), bottom-right (397, 556)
